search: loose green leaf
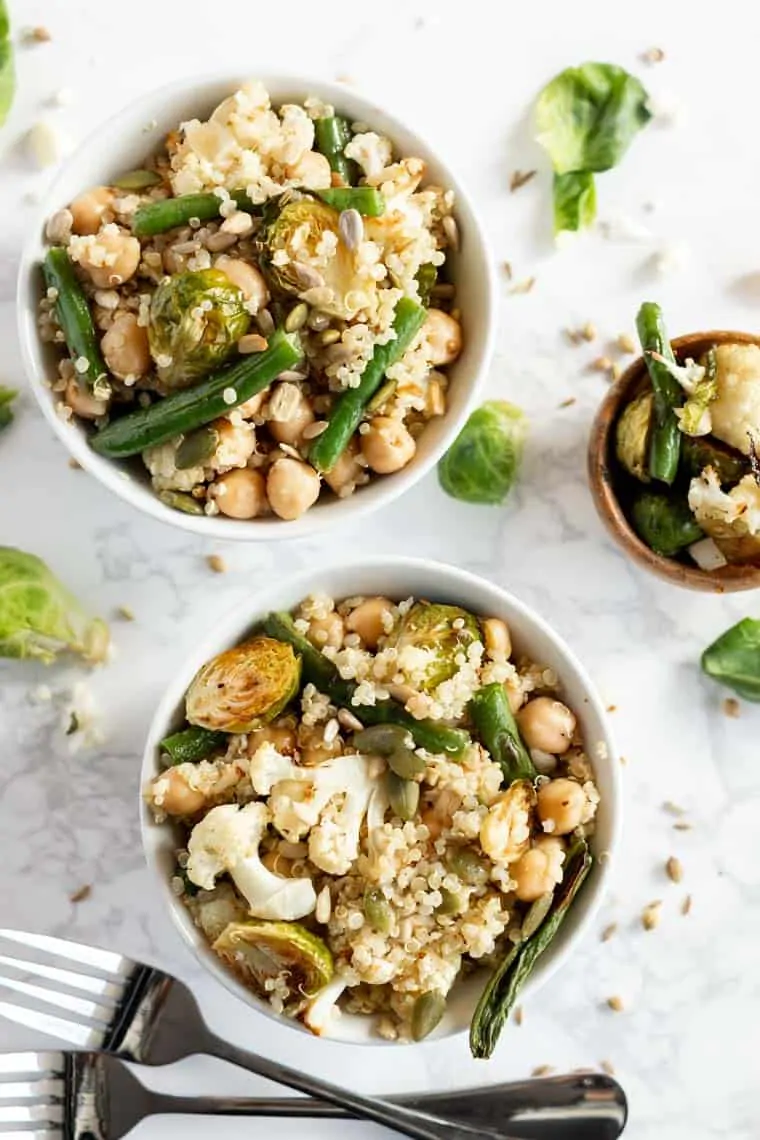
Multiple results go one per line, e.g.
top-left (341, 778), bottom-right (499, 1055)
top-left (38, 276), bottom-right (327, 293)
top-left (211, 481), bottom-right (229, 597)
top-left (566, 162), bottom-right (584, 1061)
top-left (702, 618), bottom-right (760, 702)
top-left (0, 1), bottom-right (15, 128)
top-left (438, 401), bottom-right (528, 505)
top-left (0, 385), bottom-right (17, 430)
top-left (552, 171), bottom-right (597, 234)
top-left (630, 490), bottom-right (703, 557)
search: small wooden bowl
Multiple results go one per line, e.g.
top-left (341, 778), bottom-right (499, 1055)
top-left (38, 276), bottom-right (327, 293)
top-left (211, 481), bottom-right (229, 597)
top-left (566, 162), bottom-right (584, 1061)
top-left (588, 329), bottom-right (760, 593)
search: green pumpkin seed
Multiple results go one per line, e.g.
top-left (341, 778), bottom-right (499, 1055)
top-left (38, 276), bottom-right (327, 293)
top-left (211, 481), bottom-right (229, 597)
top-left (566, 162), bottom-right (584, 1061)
top-left (367, 379), bottom-right (397, 413)
top-left (411, 991), bottom-right (447, 1041)
top-left (387, 747), bottom-right (426, 780)
top-left (520, 891), bottom-right (554, 941)
top-left (318, 328), bottom-right (341, 346)
top-left (445, 846), bottom-right (490, 886)
top-left (436, 887), bottom-right (464, 916)
top-left (363, 887), bottom-right (393, 934)
top-left (175, 426), bottom-right (219, 469)
top-left (113, 169), bottom-right (163, 190)
top-left (158, 490), bottom-right (205, 516)
top-left (353, 724), bottom-right (412, 756)
top-left (285, 302), bottom-right (309, 333)
top-left (387, 772), bottom-right (419, 821)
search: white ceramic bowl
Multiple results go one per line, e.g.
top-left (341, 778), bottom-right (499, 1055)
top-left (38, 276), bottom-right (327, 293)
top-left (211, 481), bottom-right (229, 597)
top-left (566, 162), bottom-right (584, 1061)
top-left (17, 73), bottom-right (496, 541)
top-left (141, 557), bottom-right (621, 1046)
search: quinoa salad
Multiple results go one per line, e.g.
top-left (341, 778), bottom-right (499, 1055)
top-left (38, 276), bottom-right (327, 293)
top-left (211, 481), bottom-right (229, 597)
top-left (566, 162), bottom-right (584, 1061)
top-left (37, 81), bottom-right (462, 524)
top-left (145, 592), bottom-right (599, 1051)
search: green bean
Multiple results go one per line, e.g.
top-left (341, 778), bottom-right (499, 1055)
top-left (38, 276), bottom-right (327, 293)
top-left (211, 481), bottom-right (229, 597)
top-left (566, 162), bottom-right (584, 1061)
top-left (316, 187), bottom-right (385, 217)
top-left (261, 610), bottom-right (470, 757)
top-left (468, 683), bottom-right (536, 784)
top-left (91, 329), bottom-right (300, 459)
top-left (160, 725), bottom-right (227, 765)
top-left (636, 302), bottom-right (683, 485)
top-left (386, 772), bottom-right (419, 820)
top-left (411, 991), bottom-right (447, 1041)
top-left (43, 248), bottom-right (110, 396)
top-left (314, 116), bottom-right (357, 185)
top-left (309, 298), bottom-right (426, 474)
top-left (132, 188), bottom-right (255, 237)
top-left (470, 838), bottom-right (592, 1059)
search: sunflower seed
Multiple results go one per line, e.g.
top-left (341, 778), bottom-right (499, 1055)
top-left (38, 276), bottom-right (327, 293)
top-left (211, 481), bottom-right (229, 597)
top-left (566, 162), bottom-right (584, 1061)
top-left (256, 308), bottom-right (276, 336)
top-left (292, 262), bottom-right (326, 290)
top-left (666, 856), bottom-right (683, 883)
top-left (339, 208), bottom-right (364, 250)
top-left (606, 996), bottom-right (625, 1012)
top-left (442, 215), bottom-right (460, 251)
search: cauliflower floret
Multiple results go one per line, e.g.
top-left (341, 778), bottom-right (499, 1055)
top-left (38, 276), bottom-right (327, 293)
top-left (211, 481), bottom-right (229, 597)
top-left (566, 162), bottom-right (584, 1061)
top-left (344, 132), bottom-right (393, 179)
top-left (708, 343), bottom-right (760, 455)
top-left (479, 780), bottom-right (535, 864)
top-left (688, 466), bottom-right (760, 560)
top-left (207, 418), bottom-right (256, 472)
top-left (143, 440), bottom-right (204, 492)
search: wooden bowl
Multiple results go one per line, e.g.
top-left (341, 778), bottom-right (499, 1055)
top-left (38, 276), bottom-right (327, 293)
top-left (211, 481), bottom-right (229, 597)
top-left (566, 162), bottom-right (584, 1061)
top-left (588, 329), bottom-right (760, 593)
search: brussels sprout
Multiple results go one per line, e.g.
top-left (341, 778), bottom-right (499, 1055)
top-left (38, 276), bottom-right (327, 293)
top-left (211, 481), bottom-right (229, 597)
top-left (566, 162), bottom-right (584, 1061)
top-left (680, 436), bottom-right (748, 486)
top-left (438, 401), bottom-right (528, 505)
top-left (630, 490), bottom-right (703, 557)
top-left (186, 636), bottom-right (301, 732)
top-left (148, 269), bottom-right (250, 389)
top-left (386, 601), bottom-right (481, 691)
top-left (0, 547), bottom-right (109, 664)
top-left (616, 390), bottom-right (653, 483)
top-left (213, 920), bottom-right (333, 1000)
top-left (263, 198), bottom-right (362, 319)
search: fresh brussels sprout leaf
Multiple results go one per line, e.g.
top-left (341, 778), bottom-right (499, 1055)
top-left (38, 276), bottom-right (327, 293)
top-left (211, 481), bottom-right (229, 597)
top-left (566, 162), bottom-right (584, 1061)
top-left (552, 171), bottom-right (597, 234)
top-left (0, 547), bottom-right (109, 664)
top-left (630, 490), bottom-right (703, 557)
top-left (213, 920), bottom-right (333, 999)
top-left (0, 1), bottom-right (15, 128)
top-left (701, 618), bottom-right (760, 702)
top-left (0, 384), bottom-right (17, 431)
top-left (535, 62), bottom-right (651, 234)
top-left (386, 601), bottom-right (481, 692)
top-left (185, 636), bottom-right (301, 732)
top-left (616, 389), bottom-right (653, 483)
top-left (438, 400), bottom-right (528, 505)
top-left (148, 269), bottom-right (250, 389)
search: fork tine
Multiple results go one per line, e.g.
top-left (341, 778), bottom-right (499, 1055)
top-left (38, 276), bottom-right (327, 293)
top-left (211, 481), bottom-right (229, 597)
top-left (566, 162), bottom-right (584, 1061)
top-left (0, 975), bottom-right (112, 1023)
top-left (0, 1104), bottom-right (63, 1125)
top-left (0, 1079), bottom-right (65, 1102)
top-left (0, 1133), bottom-right (61, 1139)
top-left (0, 955), bottom-right (122, 1003)
top-left (0, 1055), bottom-right (63, 1077)
top-left (0, 931), bottom-right (126, 978)
top-left (0, 1002), bottom-right (101, 1049)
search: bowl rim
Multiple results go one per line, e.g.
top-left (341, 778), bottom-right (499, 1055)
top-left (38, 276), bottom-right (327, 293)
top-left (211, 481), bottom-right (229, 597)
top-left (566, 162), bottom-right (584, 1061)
top-left (16, 70), bottom-right (496, 542)
top-left (588, 329), bottom-right (760, 593)
top-left (139, 554), bottom-right (622, 1048)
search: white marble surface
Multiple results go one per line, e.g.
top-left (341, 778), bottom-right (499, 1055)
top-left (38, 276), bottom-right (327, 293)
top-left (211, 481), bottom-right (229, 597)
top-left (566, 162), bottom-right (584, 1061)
top-left (1, 1), bottom-right (760, 1136)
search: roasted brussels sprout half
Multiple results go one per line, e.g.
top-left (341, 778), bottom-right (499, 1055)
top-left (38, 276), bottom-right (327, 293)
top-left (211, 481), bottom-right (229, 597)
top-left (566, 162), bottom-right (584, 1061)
top-left (630, 490), bottom-right (703, 557)
top-left (680, 436), bottom-right (748, 486)
top-left (213, 920), bottom-right (333, 1000)
top-left (387, 602), bottom-right (481, 691)
top-left (185, 636), bottom-right (301, 732)
top-left (616, 389), bottom-right (653, 483)
top-left (148, 269), bottom-right (250, 389)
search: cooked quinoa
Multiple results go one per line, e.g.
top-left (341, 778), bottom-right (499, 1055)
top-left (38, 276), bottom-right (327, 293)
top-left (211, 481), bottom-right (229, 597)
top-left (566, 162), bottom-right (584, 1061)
top-left (145, 592), bottom-right (600, 1044)
top-left (39, 81), bottom-right (462, 524)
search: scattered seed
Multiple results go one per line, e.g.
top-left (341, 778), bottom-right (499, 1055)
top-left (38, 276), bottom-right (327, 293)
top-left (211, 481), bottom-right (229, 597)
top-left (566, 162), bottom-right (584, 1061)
top-left (318, 328), bottom-right (341, 346)
top-left (681, 893), bottom-right (693, 916)
top-left (301, 420), bottom-right (328, 440)
top-left (610, 362), bottom-right (623, 382)
top-left (565, 328), bottom-right (583, 345)
top-left (502, 261), bottom-right (513, 280)
top-left (642, 900), bottom-right (662, 931)
top-left (673, 821), bottom-right (692, 832)
top-left (531, 1064), bottom-right (555, 1078)
top-left (68, 457), bottom-right (81, 470)
top-left (600, 1060), bottom-right (616, 1076)
top-left (591, 355), bottom-right (613, 372)
top-left (23, 24), bottom-right (51, 43)
top-left (69, 884), bottom-right (91, 903)
top-left (617, 333), bottom-right (636, 353)
top-left (581, 321), bottom-right (597, 342)
top-left (601, 923), bottom-right (618, 943)
top-left (116, 605), bottom-right (135, 622)
top-left (663, 800), bottom-right (685, 817)
top-left (642, 46), bottom-right (666, 63)
top-left (284, 303), bottom-right (309, 333)
top-left (337, 707), bottom-right (364, 733)
top-left (238, 333), bottom-right (268, 354)
top-left (559, 397), bottom-right (576, 408)
top-left (666, 856), bottom-right (683, 884)
top-left (338, 208), bottom-right (364, 251)
top-left (606, 996), bottom-right (625, 1012)
top-left (256, 308), bottom-right (275, 336)
top-left (509, 276), bottom-right (536, 295)
top-left (514, 1006), bottom-right (524, 1026)
top-left (207, 554), bottom-right (226, 574)
top-left (607, 704), bottom-right (617, 712)
top-left (619, 755), bottom-right (627, 766)
top-left (292, 262), bottom-right (325, 291)
top-left (723, 697), bottom-right (741, 718)
top-left (510, 169), bottom-right (537, 192)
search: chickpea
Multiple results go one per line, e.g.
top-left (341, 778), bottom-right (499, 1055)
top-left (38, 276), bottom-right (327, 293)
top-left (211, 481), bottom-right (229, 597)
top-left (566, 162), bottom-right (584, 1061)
top-left (360, 416), bottom-right (416, 474)
top-left (159, 768), bottom-right (206, 817)
top-left (247, 722), bottom-right (297, 756)
top-left (69, 187), bottom-right (114, 235)
top-left (74, 228), bottom-right (141, 288)
top-left (268, 385), bottom-right (314, 445)
top-left (100, 312), bottom-right (150, 381)
top-left (64, 377), bottom-right (107, 420)
top-left (215, 256), bottom-right (269, 312)
top-left (267, 457), bottom-right (321, 520)
top-left (285, 150), bottom-right (332, 190)
top-left (323, 441), bottom-right (362, 495)
top-left (511, 836), bottom-right (566, 902)
top-left (482, 617), bottom-right (512, 661)
top-left (307, 612), bottom-right (345, 650)
top-left (213, 469), bottom-right (267, 520)
top-left (536, 778), bottom-right (587, 836)
top-left (346, 596), bottom-right (394, 649)
top-left (517, 698), bottom-right (576, 755)
top-left (423, 308), bottom-right (463, 366)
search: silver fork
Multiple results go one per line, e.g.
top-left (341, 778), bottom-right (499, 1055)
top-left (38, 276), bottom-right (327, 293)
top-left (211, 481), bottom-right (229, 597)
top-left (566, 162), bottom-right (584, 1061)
top-left (0, 929), bottom-right (627, 1140)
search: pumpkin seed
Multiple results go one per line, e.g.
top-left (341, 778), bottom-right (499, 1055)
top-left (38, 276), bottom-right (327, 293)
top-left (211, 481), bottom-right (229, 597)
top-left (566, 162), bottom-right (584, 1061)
top-left (318, 328), bottom-right (341, 346)
top-left (113, 169), bottom-right (163, 190)
top-left (387, 772), bottom-right (419, 821)
top-left (158, 490), bottom-right (205, 516)
top-left (354, 724), bottom-right (411, 755)
top-left (285, 302), bottom-right (309, 333)
top-left (445, 846), bottom-right (489, 886)
top-left (411, 991), bottom-right (447, 1041)
top-left (520, 891), bottom-right (554, 941)
top-left (363, 887), bottom-right (393, 934)
top-left (436, 887), bottom-right (464, 916)
top-left (367, 379), bottom-right (397, 413)
top-left (175, 426), bottom-right (219, 469)
top-left (387, 747), bottom-right (426, 780)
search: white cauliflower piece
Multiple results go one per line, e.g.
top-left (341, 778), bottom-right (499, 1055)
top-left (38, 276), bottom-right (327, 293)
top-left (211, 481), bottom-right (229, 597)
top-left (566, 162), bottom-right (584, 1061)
top-left (143, 440), bottom-right (204, 492)
top-left (208, 419), bottom-right (256, 472)
top-left (186, 801), bottom-right (316, 921)
top-left (344, 131), bottom-right (393, 179)
top-left (479, 780), bottom-right (534, 864)
top-left (688, 466), bottom-right (760, 561)
top-left (303, 975), bottom-right (348, 1036)
top-left (708, 343), bottom-right (760, 455)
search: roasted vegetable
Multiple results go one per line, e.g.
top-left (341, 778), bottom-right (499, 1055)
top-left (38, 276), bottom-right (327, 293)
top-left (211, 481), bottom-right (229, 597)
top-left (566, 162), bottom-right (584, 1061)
top-left (264, 198), bottom-right (360, 318)
top-left (438, 401), bottom-right (528, 505)
top-left (706, 342), bottom-right (760, 456)
top-left (314, 115), bottom-right (357, 185)
top-left (261, 610), bottom-right (470, 757)
top-left (132, 189), bottom-right (255, 238)
top-left (615, 389), bottom-right (653, 482)
top-left (0, 546), bottom-right (109, 664)
top-left (213, 920), bottom-right (333, 999)
top-left (702, 618), bottom-right (760, 701)
top-left (160, 725), bottom-right (227, 766)
top-left (680, 436), bottom-right (748, 486)
top-left (675, 348), bottom-right (718, 437)
top-left (43, 248), bottom-right (110, 398)
top-left (0, 1), bottom-right (14, 127)
top-left (468, 683), bottom-right (536, 784)
top-left (0, 384), bottom-right (17, 431)
top-left (185, 636), bottom-right (301, 732)
top-left (470, 837), bottom-right (592, 1059)
top-left (316, 187), bottom-right (385, 216)
top-left (148, 269), bottom-right (250, 389)
top-left (688, 468), bottom-right (760, 562)
top-left (386, 601), bottom-right (481, 692)
top-left (636, 302), bottom-right (683, 485)
top-left (631, 490), bottom-right (703, 557)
